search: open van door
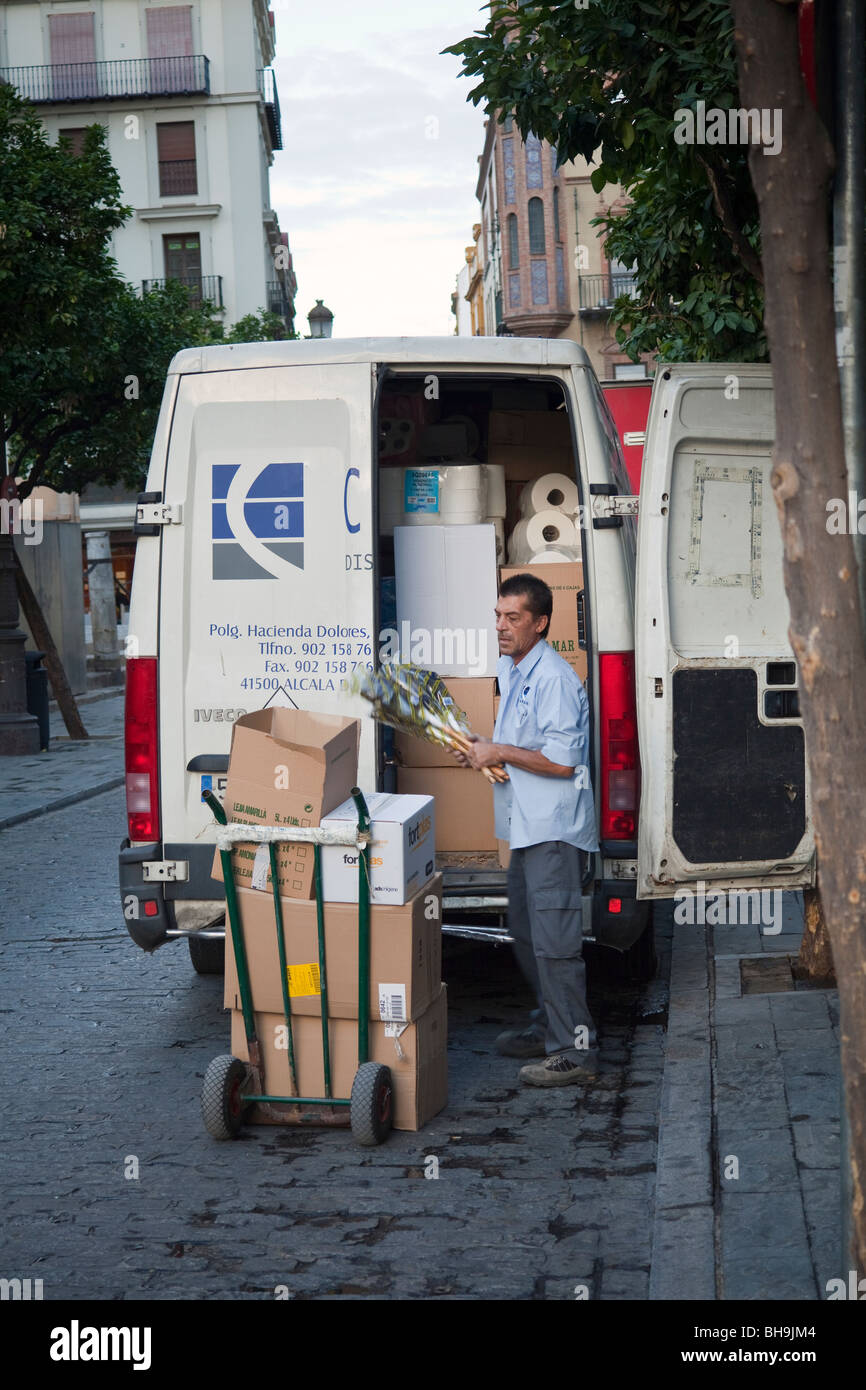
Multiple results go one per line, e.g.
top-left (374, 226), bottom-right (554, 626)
top-left (634, 363), bottom-right (815, 900)
top-left (154, 355), bottom-right (379, 898)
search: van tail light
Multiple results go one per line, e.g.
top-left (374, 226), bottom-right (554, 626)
top-left (599, 652), bottom-right (639, 841)
top-left (125, 657), bottom-right (160, 842)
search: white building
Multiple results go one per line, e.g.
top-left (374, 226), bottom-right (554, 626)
top-left (0, 0), bottom-right (296, 331)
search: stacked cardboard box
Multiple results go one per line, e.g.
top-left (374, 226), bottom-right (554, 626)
top-left (216, 708), bottom-right (447, 1131)
top-left (499, 561), bottom-right (587, 684)
top-left (395, 676), bottom-right (498, 853)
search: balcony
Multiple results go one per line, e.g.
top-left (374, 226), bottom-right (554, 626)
top-left (142, 275), bottom-right (223, 308)
top-left (578, 272), bottom-right (639, 314)
top-left (257, 68), bottom-right (282, 150)
top-left (0, 55), bottom-right (210, 104)
top-left (266, 280), bottom-right (293, 321)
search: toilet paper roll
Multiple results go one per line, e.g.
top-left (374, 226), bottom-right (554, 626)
top-left (519, 473), bottom-right (580, 517)
top-left (521, 509), bottom-right (578, 554)
top-left (528, 547), bottom-right (579, 564)
top-left (483, 464), bottom-right (506, 518)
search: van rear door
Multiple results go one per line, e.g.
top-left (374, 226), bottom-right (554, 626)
top-left (634, 364), bottom-right (815, 899)
top-left (157, 359), bottom-right (378, 879)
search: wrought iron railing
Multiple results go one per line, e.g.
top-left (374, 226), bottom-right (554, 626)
top-left (257, 68), bottom-right (282, 149)
top-left (266, 281), bottom-right (293, 320)
top-left (0, 55), bottom-right (210, 103)
top-left (578, 272), bottom-right (639, 312)
top-left (142, 275), bottom-right (223, 307)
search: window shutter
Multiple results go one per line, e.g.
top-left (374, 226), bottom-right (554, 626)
top-left (157, 121), bottom-right (195, 162)
top-left (48, 13), bottom-right (96, 64)
top-left (59, 128), bottom-right (88, 157)
top-left (146, 6), bottom-right (194, 57)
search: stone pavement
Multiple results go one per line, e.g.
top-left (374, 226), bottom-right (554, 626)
top-left (0, 688), bottom-right (124, 830)
top-left (0, 697), bottom-right (846, 1300)
top-left (651, 896), bottom-right (843, 1301)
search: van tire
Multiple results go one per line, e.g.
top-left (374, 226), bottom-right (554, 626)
top-left (188, 933), bottom-right (225, 975)
top-left (626, 916), bottom-right (657, 983)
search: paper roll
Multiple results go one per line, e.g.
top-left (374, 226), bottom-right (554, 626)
top-left (483, 464), bottom-right (506, 518)
top-left (508, 511), bottom-right (578, 564)
top-left (528, 547), bottom-right (578, 563)
top-left (519, 473), bottom-right (580, 517)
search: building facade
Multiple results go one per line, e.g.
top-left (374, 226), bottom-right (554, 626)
top-left (0, 0), bottom-right (296, 331)
top-left (458, 112), bottom-right (653, 381)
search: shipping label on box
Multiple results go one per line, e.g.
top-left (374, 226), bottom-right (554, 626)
top-left (224, 875), bottom-right (443, 1021)
top-left (320, 791), bottom-right (435, 905)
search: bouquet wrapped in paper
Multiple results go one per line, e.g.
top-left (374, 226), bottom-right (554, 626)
top-left (349, 663), bottom-right (508, 784)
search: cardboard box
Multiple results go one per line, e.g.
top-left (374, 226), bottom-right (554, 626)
top-left (230, 983), bottom-right (448, 1131)
top-left (393, 524), bottom-right (498, 679)
top-left (396, 767), bottom-right (497, 852)
top-left (321, 792), bottom-right (435, 905)
top-left (497, 839), bottom-right (512, 870)
top-left (224, 875), bottom-right (443, 1022)
top-left (211, 708), bottom-right (359, 900)
top-left (499, 562), bottom-right (587, 683)
top-left (394, 677), bottom-right (498, 768)
top-left (488, 410), bottom-right (574, 482)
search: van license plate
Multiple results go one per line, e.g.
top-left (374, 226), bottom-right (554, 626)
top-left (200, 774), bottom-right (227, 803)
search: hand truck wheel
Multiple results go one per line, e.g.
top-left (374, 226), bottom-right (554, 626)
top-left (201, 1055), bottom-right (249, 1140)
top-left (350, 1063), bottom-right (393, 1146)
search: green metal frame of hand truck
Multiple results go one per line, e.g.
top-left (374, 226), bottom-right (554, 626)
top-left (201, 787), bottom-right (394, 1147)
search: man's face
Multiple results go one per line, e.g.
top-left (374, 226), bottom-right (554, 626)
top-left (495, 591), bottom-right (547, 662)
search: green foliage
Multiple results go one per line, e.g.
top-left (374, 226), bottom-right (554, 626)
top-left (0, 84), bottom-right (294, 498)
top-left (444, 0), bottom-right (767, 362)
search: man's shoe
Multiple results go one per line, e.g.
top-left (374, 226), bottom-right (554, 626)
top-left (519, 1050), bottom-right (600, 1087)
top-left (495, 1026), bottom-right (546, 1058)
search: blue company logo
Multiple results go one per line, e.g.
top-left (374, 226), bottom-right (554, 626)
top-left (211, 462), bottom-right (303, 580)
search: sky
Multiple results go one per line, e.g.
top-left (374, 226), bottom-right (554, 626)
top-left (268, 0), bottom-right (490, 339)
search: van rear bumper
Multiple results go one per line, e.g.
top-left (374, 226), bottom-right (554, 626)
top-left (119, 839), bottom-right (223, 951)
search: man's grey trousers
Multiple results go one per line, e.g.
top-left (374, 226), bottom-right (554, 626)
top-left (506, 840), bottom-right (597, 1055)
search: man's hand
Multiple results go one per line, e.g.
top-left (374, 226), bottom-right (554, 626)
top-left (463, 736), bottom-right (506, 771)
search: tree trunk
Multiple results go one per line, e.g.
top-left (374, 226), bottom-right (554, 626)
top-left (13, 549), bottom-right (88, 741)
top-left (796, 887), bottom-right (836, 986)
top-left (731, 0), bottom-right (866, 1274)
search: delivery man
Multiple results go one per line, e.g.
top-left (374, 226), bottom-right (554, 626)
top-left (453, 573), bottom-right (600, 1086)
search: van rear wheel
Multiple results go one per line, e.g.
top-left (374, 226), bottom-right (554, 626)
top-left (188, 932), bottom-right (225, 975)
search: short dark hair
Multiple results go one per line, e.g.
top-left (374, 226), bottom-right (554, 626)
top-left (499, 573), bottom-right (553, 638)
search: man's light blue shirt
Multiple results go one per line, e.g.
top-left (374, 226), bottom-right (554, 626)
top-left (492, 639), bottom-right (599, 853)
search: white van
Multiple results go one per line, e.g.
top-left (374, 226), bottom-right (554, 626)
top-left (119, 341), bottom-right (814, 974)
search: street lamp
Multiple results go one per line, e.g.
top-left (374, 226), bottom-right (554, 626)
top-left (307, 299), bottom-right (334, 339)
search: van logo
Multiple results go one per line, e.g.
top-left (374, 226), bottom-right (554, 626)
top-left (211, 462), bottom-right (304, 580)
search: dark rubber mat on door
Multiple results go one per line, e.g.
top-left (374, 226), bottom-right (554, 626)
top-left (672, 668), bottom-right (806, 863)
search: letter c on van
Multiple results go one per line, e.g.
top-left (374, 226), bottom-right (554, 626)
top-left (344, 467), bottom-right (360, 535)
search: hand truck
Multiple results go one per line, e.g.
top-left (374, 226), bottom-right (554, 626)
top-left (200, 787), bottom-right (393, 1147)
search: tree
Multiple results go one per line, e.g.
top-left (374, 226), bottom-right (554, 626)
top-left (445, 0), bottom-right (766, 360)
top-left (730, 0), bottom-right (866, 1274)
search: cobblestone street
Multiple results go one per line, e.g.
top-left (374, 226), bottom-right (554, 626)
top-left (0, 787), bottom-right (670, 1300)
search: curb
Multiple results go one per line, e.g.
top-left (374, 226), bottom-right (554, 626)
top-left (649, 920), bottom-right (717, 1300)
top-left (0, 775), bottom-right (126, 832)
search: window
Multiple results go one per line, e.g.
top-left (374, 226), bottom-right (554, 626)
top-left (58, 128), bottom-right (88, 157)
top-left (49, 12), bottom-right (98, 101)
top-left (553, 187), bottom-right (561, 243)
top-left (528, 197), bottom-right (545, 255)
top-left (507, 213), bottom-right (519, 269)
top-left (613, 362), bottom-right (648, 380)
top-left (157, 122), bottom-right (197, 196)
top-left (525, 132), bottom-right (543, 189)
top-left (146, 5), bottom-right (194, 92)
top-left (163, 232), bottom-right (202, 297)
